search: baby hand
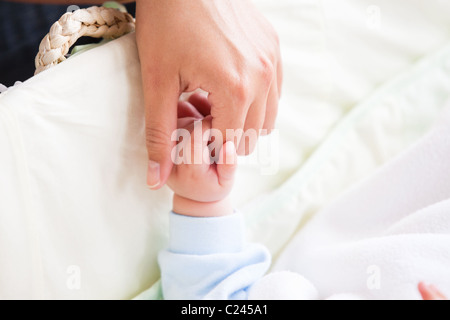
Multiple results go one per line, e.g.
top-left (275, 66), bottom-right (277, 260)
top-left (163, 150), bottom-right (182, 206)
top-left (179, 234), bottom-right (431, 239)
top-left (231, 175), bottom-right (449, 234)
top-left (167, 97), bottom-right (238, 217)
top-left (418, 282), bottom-right (447, 300)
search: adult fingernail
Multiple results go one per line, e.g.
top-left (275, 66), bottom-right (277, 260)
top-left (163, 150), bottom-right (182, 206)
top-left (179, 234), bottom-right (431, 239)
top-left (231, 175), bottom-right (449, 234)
top-left (147, 160), bottom-right (160, 189)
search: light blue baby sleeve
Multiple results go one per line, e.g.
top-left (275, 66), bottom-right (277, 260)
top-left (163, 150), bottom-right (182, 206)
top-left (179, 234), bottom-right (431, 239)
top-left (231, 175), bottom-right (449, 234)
top-left (158, 212), bottom-right (271, 300)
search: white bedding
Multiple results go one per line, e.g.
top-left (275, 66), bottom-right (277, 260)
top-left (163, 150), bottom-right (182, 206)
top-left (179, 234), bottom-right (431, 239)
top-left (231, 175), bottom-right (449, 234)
top-left (1, 0), bottom-right (450, 299)
top-left (273, 102), bottom-right (450, 299)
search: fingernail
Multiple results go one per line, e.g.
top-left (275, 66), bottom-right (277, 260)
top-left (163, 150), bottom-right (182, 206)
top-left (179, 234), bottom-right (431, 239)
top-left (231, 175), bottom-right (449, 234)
top-left (225, 141), bottom-right (236, 155)
top-left (224, 141), bottom-right (236, 165)
top-left (147, 160), bottom-right (160, 189)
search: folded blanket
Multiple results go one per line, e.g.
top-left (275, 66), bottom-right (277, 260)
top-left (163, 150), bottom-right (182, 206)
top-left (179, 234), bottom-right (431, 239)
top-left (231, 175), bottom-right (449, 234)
top-left (272, 104), bottom-right (450, 299)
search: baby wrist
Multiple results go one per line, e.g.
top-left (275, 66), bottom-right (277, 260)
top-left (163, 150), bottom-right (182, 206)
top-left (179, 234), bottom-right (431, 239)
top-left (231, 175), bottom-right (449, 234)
top-left (172, 194), bottom-right (233, 217)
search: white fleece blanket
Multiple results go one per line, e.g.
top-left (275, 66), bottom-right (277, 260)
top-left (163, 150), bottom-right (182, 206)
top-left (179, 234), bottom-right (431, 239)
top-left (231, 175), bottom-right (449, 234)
top-left (272, 104), bottom-right (450, 300)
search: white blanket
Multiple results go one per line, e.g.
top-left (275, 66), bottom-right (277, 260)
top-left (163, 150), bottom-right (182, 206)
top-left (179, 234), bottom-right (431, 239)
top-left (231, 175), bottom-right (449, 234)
top-left (273, 104), bottom-right (450, 299)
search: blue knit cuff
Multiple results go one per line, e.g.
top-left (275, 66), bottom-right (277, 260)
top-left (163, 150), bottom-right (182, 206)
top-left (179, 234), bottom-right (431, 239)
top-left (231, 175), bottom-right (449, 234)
top-left (168, 211), bottom-right (245, 255)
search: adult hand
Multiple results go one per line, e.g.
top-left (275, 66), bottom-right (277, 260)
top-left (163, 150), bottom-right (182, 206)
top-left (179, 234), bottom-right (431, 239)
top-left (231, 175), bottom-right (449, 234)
top-left (135, 0), bottom-right (282, 189)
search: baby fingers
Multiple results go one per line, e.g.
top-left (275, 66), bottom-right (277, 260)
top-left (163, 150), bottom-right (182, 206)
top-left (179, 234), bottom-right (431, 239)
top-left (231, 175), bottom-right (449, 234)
top-left (217, 141), bottom-right (238, 188)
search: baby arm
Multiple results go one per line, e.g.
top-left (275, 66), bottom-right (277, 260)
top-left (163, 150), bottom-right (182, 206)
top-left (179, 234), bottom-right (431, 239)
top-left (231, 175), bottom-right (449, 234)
top-left (158, 98), bottom-right (271, 300)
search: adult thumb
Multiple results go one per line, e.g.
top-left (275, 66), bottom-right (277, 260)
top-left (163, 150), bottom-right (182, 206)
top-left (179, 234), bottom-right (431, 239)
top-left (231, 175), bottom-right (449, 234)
top-left (144, 81), bottom-right (179, 190)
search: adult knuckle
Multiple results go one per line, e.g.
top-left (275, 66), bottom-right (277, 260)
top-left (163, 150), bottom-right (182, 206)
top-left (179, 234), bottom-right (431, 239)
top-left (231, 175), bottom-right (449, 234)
top-left (273, 31), bottom-right (280, 47)
top-left (145, 126), bottom-right (171, 151)
top-left (228, 73), bottom-right (251, 105)
top-left (258, 55), bottom-right (275, 87)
